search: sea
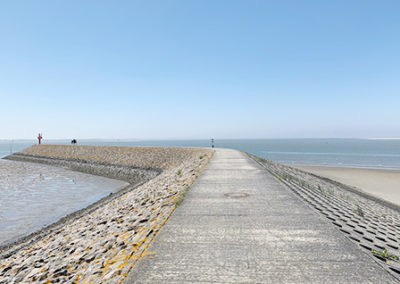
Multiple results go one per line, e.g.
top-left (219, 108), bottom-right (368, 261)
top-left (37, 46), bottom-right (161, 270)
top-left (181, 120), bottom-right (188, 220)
top-left (2, 138), bottom-right (400, 169)
top-left (1, 138), bottom-right (400, 245)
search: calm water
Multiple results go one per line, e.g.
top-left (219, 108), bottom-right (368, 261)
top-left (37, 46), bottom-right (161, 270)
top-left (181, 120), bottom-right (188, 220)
top-left (2, 138), bottom-right (400, 169)
top-left (0, 159), bottom-right (127, 245)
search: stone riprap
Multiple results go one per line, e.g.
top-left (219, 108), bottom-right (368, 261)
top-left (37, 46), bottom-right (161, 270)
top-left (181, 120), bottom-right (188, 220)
top-left (0, 145), bottom-right (213, 283)
top-left (251, 154), bottom-right (400, 280)
top-left (5, 150), bottom-right (160, 185)
top-left (19, 145), bottom-right (195, 170)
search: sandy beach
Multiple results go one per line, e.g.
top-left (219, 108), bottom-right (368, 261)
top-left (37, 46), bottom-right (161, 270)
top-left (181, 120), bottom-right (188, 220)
top-left (294, 165), bottom-right (400, 207)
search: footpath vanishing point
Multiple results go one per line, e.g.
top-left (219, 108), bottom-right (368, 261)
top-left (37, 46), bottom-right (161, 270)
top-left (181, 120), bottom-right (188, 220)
top-left (126, 148), bottom-right (397, 283)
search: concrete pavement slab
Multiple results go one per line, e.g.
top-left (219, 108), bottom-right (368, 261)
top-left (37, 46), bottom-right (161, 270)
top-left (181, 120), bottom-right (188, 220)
top-left (125, 149), bottom-right (397, 283)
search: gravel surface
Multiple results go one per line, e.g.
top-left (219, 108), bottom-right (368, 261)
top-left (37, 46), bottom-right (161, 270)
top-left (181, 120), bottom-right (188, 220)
top-left (0, 145), bottom-right (213, 283)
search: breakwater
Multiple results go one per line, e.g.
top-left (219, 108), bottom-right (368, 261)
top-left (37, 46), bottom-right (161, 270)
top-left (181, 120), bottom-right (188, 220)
top-left (0, 145), bottom-right (213, 283)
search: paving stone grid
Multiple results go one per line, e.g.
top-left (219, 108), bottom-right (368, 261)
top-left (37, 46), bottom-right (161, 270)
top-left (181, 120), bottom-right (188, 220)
top-left (251, 154), bottom-right (400, 280)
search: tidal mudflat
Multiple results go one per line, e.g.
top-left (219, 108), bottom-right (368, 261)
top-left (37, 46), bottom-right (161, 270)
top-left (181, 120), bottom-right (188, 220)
top-left (0, 159), bottom-right (128, 246)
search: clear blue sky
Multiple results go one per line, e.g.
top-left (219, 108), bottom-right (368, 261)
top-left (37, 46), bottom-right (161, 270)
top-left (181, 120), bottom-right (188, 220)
top-left (1, 0), bottom-right (399, 139)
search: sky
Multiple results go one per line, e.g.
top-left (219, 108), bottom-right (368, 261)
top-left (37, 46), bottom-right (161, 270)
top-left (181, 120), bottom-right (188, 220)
top-left (0, 0), bottom-right (399, 139)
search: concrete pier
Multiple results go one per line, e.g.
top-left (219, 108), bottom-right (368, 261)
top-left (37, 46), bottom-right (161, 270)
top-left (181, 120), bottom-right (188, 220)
top-left (126, 149), bottom-right (396, 283)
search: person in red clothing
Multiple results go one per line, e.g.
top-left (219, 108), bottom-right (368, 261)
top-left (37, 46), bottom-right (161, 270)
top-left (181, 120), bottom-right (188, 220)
top-left (38, 133), bottom-right (42, 144)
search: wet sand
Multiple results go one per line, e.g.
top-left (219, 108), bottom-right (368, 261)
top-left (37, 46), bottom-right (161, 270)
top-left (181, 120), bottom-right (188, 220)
top-left (294, 165), bottom-right (400, 207)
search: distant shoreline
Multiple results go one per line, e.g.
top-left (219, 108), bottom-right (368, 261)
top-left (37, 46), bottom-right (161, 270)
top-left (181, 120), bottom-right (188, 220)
top-left (365, 138), bottom-right (400, 140)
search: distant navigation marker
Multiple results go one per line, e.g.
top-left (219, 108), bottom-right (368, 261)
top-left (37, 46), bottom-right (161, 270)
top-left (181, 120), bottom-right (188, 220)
top-left (9, 140), bottom-right (14, 154)
top-left (38, 133), bottom-right (42, 145)
top-left (211, 138), bottom-right (214, 148)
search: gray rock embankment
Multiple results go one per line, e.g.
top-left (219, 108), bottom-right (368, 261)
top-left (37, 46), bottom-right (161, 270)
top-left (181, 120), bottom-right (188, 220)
top-left (5, 152), bottom-right (160, 185)
top-left (0, 145), bottom-right (214, 283)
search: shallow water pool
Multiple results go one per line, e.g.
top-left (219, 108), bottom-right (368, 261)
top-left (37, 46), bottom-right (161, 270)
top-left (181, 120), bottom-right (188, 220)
top-left (0, 159), bottom-right (128, 246)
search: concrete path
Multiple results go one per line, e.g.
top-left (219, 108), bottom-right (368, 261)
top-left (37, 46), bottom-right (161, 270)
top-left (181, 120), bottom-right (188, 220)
top-left (126, 149), bottom-right (396, 283)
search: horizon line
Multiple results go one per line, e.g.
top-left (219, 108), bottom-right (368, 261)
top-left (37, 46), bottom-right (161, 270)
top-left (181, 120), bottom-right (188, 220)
top-left (1, 137), bottom-right (400, 141)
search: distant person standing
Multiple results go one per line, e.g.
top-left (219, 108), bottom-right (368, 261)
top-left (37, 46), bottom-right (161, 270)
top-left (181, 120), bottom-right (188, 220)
top-left (211, 138), bottom-right (214, 148)
top-left (37, 133), bottom-right (42, 145)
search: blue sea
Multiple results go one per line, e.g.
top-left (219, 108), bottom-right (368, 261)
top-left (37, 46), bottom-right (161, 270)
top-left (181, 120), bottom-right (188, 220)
top-left (2, 138), bottom-right (400, 170)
